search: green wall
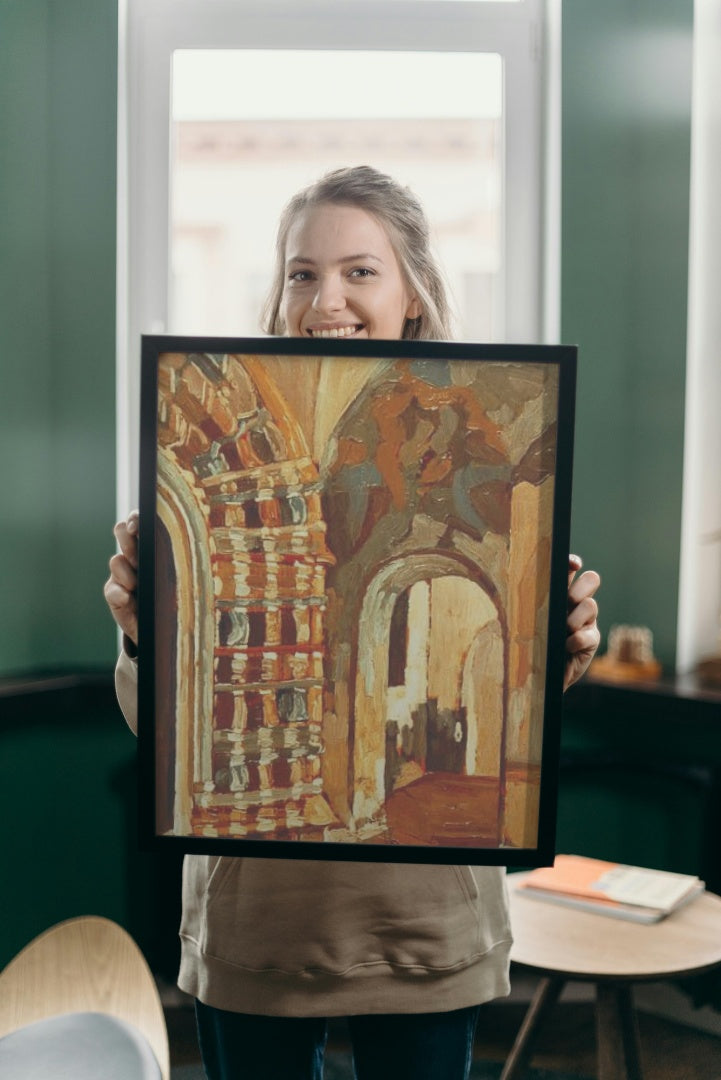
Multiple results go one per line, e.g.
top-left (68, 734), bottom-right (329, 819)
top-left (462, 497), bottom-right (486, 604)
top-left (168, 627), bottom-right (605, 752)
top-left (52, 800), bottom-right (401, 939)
top-left (0, 0), bottom-right (118, 676)
top-left (0, 683), bottom-right (184, 974)
top-left (563, 0), bottom-right (693, 669)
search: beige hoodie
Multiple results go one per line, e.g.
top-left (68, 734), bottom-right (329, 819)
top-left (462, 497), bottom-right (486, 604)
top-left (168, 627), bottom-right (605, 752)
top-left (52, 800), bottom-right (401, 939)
top-left (116, 651), bottom-right (512, 1016)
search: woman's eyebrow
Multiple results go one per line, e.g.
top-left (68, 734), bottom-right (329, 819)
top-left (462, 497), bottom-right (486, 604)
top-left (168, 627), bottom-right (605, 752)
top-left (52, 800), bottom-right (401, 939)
top-left (286, 253), bottom-right (384, 266)
top-left (338, 253), bottom-right (383, 264)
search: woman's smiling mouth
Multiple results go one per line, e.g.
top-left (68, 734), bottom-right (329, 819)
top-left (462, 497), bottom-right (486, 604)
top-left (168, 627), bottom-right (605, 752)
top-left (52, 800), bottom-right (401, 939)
top-left (307, 324), bottom-right (364, 338)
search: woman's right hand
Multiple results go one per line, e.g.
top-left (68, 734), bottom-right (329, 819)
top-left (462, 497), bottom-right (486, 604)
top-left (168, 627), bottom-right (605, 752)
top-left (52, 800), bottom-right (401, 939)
top-left (104, 510), bottom-right (139, 646)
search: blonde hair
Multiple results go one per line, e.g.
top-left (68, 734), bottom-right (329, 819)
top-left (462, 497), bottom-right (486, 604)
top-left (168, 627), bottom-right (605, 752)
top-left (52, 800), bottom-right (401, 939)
top-left (262, 166), bottom-right (453, 341)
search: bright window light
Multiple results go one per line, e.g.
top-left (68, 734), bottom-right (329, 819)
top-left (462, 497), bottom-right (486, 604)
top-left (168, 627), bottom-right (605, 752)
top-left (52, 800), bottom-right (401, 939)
top-left (170, 50), bottom-right (504, 341)
top-left (173, 50), bottom-right (503, 121)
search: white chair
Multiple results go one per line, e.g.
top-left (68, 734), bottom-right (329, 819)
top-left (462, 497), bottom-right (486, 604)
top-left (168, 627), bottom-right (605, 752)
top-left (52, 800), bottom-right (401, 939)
top-left (0, 915), bottom-right (170, 1079)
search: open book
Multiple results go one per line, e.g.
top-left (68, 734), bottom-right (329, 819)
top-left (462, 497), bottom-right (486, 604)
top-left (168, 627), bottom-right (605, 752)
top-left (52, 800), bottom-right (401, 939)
top-left (516, 854), bottom-right (705, 923)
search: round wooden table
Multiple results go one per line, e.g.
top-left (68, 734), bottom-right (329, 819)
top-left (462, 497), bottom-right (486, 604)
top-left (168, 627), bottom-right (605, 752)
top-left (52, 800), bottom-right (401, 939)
top-left (503, 873), bottom-right (721, 1080)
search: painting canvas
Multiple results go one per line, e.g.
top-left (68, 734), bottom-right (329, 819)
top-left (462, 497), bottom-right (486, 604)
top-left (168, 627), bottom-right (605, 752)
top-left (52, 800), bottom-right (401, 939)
top-left (138, 336), bottom-right (576, 865)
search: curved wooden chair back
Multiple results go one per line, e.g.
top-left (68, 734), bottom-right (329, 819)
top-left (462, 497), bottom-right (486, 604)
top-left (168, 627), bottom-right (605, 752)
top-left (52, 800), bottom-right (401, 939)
top-left (0, 915), bottom-right (169, 1080)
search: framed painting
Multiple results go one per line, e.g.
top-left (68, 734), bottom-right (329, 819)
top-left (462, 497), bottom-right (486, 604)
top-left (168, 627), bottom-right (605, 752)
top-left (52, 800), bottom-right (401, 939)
top-left (138, 336), bottom-right (576, 865)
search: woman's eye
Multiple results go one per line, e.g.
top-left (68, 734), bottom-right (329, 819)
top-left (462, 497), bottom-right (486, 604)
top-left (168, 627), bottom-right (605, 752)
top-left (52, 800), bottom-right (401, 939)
top-left (288, 269), bottom-right (313, 283)
top-left (349, 267), bottom-right (375, 279)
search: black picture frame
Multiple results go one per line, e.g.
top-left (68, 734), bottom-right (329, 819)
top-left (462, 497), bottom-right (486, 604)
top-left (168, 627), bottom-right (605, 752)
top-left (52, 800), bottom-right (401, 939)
top-left (138, 335), bottom-right (576, 865)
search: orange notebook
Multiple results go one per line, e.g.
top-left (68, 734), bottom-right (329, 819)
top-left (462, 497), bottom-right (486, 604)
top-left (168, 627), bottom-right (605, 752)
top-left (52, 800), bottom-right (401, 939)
top-left (517, 854), bottom-right (704, 923)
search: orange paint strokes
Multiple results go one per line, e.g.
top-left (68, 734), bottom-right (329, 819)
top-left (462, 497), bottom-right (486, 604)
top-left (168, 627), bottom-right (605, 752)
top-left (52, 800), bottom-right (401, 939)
top-left (334, 436), bottom-right (368, 469)
top-left (239, 354), bottom-right (311, 460)
top-left (504, 762), bottom-right (541, 784)
top-left (158, 403), bottom-right (211, 462)
top-left (366, 372), bottom-right (512, 513)
top-left (513, 638), bottom-right (534, 688)
top-left (370, 384), bottom-right (416, 509)
top-left (375, 440), bottom-right (406, 509)
top-left (385, 773), bottom-right (502, 848)
top-left (258, 498), bottom-right (282, 528)
top-left (411, 379), bottom-right (508, 459)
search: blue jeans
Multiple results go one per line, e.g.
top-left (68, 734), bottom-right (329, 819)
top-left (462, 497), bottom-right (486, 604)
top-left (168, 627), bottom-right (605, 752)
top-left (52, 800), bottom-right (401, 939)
top-left (195, 1000), bottom-right (481, 1080)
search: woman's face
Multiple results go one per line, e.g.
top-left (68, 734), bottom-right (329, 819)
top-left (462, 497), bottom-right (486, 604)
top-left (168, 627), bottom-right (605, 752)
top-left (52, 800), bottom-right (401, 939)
top-left (280, 203), bottom-right (421, 340)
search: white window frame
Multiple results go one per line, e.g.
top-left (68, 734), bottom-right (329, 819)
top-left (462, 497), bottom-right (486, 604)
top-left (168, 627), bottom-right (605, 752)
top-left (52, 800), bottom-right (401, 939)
top-left (116, 0), bottom-right (559, 512)
top-left (676, 0), bottom-right (721, 674)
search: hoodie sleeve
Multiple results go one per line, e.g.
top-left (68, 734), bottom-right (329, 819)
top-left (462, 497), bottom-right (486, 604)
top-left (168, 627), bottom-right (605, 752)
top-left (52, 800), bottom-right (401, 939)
top-left (115, 645), bottom-right (139, 736)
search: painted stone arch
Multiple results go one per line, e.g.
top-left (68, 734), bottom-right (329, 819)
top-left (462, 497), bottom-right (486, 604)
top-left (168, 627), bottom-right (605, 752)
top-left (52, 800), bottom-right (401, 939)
top-left (156, 458), bottom-right (215, 834)
top-left (320, 357), bottom-right (559, 847)
top-left (349, 552), bottom-right (507, 827)
top-left (156, 352), bottom-right (336, 839)
top-left (388, 576), bottom-right (505, 785)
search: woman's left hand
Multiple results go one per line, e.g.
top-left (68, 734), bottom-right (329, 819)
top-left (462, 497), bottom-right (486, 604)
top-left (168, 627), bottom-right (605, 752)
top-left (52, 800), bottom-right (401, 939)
top-left (564, 554), bottom-right (601, 691)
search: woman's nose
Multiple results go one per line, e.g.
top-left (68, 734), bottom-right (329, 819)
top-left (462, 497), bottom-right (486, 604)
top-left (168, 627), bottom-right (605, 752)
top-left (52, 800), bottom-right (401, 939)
top-left (312, 274), bottom-right (345, 314)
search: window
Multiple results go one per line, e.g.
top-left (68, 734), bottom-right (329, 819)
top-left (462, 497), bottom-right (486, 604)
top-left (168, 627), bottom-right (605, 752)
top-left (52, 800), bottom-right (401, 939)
top-left (118, 0), bottom-right (557, 509)
top-left (169, 49), bottom-right (503, 341)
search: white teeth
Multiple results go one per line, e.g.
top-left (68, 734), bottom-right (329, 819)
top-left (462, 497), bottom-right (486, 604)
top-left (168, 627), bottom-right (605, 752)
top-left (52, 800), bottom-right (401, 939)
top-left (310, 325), bottom-right (359, 338)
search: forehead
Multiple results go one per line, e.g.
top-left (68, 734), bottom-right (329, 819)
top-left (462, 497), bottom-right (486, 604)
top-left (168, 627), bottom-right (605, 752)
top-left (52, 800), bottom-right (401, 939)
top-left (284, 202), bottom-right (398, 261)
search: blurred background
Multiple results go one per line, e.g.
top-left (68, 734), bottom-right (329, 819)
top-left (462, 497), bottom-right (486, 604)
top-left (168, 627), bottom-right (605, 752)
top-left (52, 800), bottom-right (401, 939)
top-left (2, 4), bottom-right (719, 1038)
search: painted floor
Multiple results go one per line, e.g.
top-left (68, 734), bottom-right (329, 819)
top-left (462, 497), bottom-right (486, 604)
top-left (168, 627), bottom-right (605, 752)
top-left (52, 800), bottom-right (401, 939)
top-left (385, 772), bottom-right (502, 847)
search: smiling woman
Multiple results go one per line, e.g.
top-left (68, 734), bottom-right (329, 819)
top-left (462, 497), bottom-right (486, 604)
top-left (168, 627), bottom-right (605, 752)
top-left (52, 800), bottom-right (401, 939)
top-left (282, 205), bottom-right (420, 340)
top-left (263, 167), bottom-right (452, 342)
top-left (107, 150), bottom-right (598, 1080)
